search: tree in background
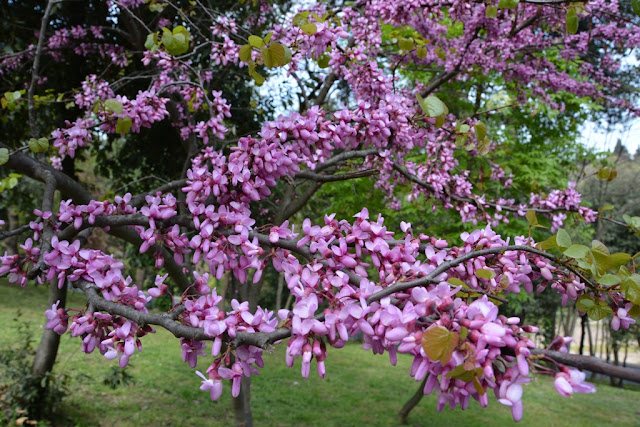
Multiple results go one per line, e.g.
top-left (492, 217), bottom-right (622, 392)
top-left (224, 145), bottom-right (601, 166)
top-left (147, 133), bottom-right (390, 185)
top-left (1, 0), bottom-right (640, 425)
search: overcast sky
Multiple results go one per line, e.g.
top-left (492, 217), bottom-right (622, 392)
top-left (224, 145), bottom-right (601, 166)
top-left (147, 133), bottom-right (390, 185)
top-left (581, 118), bottom-right (640, 155)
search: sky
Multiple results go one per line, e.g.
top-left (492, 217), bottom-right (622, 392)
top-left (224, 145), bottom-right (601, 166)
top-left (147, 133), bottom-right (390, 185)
top-left (581, 118), bottom-right (640, 156)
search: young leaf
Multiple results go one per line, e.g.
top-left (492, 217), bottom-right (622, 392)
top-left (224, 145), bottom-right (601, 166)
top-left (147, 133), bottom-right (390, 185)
top-left (563, 244), bottom-right (589, 259)
top-left (238, 44), bottom-right (252, 63)
top-left (398, 38), bottom-right (414, 51)
top-left (417, 94), bottom-right (448, 117)
top-left (416, 46), bottom-right (427, 59)
top-left (621, 274), bottom-right (640, 305)
top-left (474, 121), bottom-right (487, 141)
top-left (115, 116), bottom-right (133, 134)
top-left (525, 210), bottom-right (538, 226)
top-left (268, 43), bottom-right (287, 67)
top-left (556, 229), bottom-right (572, 249)
top-left (486, 5), bottom-right (498, 18)
top-left (447, 277), bottom-right (468, 288)
top-left (596, 274), bottom-right (621, 286)
top-left (144, 33), bottom-right (157, 50)
top-left (317, 54), bottom-right (330, 68)
top-left (498, 0), bottom-right (519, 9)
top-left (566, 6), bottom-right (579, 34)
top-left (536, 235), bottom-right (557, 251)
top-left (0, 148), bottom-right (9, 165)
top-left (104, 99), bottom-right (124, 114)
top-left (633, 0), bottom-right (640, 16)
top-left (248, 35), bottom-right (264, 48)
top-left (476, 269), bottom-right (496, 280)
top-left (301, 23), bottom-right (317, 35)
top-left (28, 137), bottom-right (49, 153)
top-left (422, 326), bottom-right (459, 365)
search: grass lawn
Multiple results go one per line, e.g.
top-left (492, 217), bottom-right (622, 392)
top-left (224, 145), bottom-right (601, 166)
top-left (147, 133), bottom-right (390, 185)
top-left (1, 280), bottom-right (639, 426)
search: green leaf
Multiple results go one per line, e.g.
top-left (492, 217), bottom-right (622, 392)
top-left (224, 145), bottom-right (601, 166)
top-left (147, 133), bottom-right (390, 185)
top-left (317, 54), bottom-right (330, 68)
top-left (283, 45), bottom-right (293, 65)
top-left (268, 43), bottom-right (287, 67)
top-left (301, 23), bottom-right (317, 35)
top-left (599, 204), bottom-right (614, 213)
top-left (556, 229), bottom-right (572, 249)
top-left (115, 116), bottom-right (132, 134)
top-left (248, 35), bottom-right (264, 48)
top-left (498, 0), bottom-right (519, 9)
top-left (474, 121), bottom-right (487, 141)
top-left (621, 274), bottom-right (640, 305)
top-left (587, 302), bottom-right (612, 321)
top-left (629, 304), bottom-right (640, 317)
top-left (0, 148), bottom-right (9, 165)
top-left (263, 32), bottom-right (273, 44)
top-left (292, 12), bottom-right (310, 26)
top-left (609, 253), bottom-right (631, 271)
top-left (416, 46), bottom-right (427, 59)
top-left (536, 235), bottom-right (557, 251)
top-left (476, 269), bottom-right (496, 280)
top-left (104, 99), bottom-right (123, 114)
top-left (261, 47), bottom-right (274, 68)
top-left (251, 71), bottom-right (265, 86)
top-left (238, 44), bottom-right (252, 63)
top-left (447, 277), bottom-right (468, 288)
top-left (576, 294), bottom-right (596, 312)
top-left (161, 26), bottom-right (190, 56)
top-left (525, 210), bottom-right (538, 226)
top-left (398, 38), bottom-right (414, 51)
top-left (566, 6), bottom-right (579, 34)
top-left (460, 327), bottom-right (468, 341)
top-left (28, 137), bottom-right (49, 153)
top-left (144, 33), bottom-right (157, 50)
top-left (486, 5), bottom-right (498, 18)
top-left (576, 295), bottom-right (612, 320)
top-left (633, 0), bottom-right (640, 16)
top-left (422, 326), bottom-right (459, 365)
top-left (597, 274), bottom-right (621, 286)
top-left (590, 240), bottom-right (611, 276)
top-left (416, 94), bottom-right (448, 118)
top-left (563, 244), bottom-right (589, 259)
top-left (597, 167), bottom-right (612, 180)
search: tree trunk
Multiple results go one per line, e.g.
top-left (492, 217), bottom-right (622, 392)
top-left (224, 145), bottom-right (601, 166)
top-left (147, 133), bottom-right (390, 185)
top-left (232, 376), bottom-right (253, 427)
top-left (230, 275), bottom-right (260, 427)
top-left (579, 314), bottom-right (587, 355)
top-left (397, 376), bottom-right (427, 424)
top-left (31, 280), bottom-right (67, 417)
top-left (275, 273), bottom-right (284, 312)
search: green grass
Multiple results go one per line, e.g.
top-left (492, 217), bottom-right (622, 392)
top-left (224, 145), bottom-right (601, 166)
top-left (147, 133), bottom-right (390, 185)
top-left (1, 281), bottom-right (639, 426)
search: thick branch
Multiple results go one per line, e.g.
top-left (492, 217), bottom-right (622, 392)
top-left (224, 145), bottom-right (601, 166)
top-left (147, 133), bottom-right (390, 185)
top-left (295, 168), bottom-right (379, 183)
top-left (314, 148), bottom-right (379, 173)
top-left (531, 349), bottom-right (640, 383)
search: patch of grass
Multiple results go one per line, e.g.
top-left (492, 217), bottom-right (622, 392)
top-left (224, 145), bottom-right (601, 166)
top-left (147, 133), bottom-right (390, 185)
top-left (1, 280), bottom-right (639, 426)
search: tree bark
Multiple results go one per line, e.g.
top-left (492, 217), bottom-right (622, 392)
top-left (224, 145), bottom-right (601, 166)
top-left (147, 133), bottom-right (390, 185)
top-left (31, 280), bottom-right (67, 417)
top-left (232, 376), bottom-right (253, 427)
top-left (397, 376), bottom-right (428, 424)
top-left (231, 275), bottom-right (257, 427)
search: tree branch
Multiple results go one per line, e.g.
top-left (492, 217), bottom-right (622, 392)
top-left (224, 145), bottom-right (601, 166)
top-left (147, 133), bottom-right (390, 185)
top-left (28, 0), bottom-right (56, 138)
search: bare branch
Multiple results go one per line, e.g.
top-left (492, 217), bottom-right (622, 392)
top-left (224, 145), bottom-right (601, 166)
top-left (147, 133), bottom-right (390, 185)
top-left (28, 0), bottom-right (56, 138)
top-left (531, 349), bottom-right (640, 383)
top-left (295, 168), bottom-right (379, 183)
